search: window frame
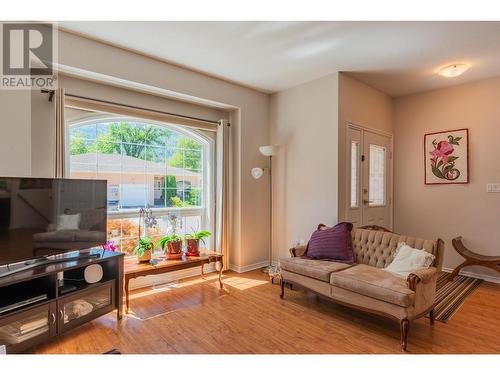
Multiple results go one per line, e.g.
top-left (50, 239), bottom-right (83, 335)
top-left (66, 113), bottom-right (216, 254)
top-left (368, 144), bottom-right (387, 207)
top-left (350, 140), bottom-right (360, 209)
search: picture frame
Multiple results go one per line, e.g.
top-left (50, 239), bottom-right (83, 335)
top-left (424, 128), bottom-right (469, 185)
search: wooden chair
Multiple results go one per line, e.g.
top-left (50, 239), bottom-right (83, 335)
top-left (449, 236), bottom-right (500, 280)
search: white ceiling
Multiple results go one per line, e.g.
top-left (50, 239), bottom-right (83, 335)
top-left (59, 21), bottom-right (500, 97)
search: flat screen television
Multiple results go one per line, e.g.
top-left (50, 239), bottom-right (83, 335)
top-left (0, 177), bottom-right (107, 266)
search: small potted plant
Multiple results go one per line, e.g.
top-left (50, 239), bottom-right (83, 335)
top-left (157, 234), bottom-right (183, 260)
top-left (134, 236), bottom-right (154, 263)
top-left (185, 230), bottom-right (212, 257)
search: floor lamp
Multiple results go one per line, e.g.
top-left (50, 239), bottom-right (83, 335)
top-left (251, 145), bottom-right (279, 274)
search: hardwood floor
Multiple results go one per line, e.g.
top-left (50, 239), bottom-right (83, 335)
top-left (33, 270), bottom-right (500, 354)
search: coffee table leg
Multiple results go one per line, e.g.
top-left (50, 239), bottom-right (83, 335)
top-left (125, 277), bottom-right (130, 314)
top-left (218, 257), bottom-right (223, 289)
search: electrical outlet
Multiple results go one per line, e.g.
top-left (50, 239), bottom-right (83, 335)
top-left (486, 183), bottom-right (500, 193)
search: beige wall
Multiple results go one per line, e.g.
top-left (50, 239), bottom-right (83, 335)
top-left (0, 90), bottom-right (32, 177)
top-left (394, 76), bottom-right (500, 279)
top-left (337, 73), bottom-right (394, 222)
top-left (0, 29), bottom-right (270, 271)
top-left (269, 73), bottom-right (339, 261)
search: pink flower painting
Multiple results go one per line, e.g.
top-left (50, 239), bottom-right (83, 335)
top-left (424, 129), bottom-right (469, 184)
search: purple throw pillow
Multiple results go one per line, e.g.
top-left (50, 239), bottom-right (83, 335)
top-left (304, 222), bottom-right (354, 263)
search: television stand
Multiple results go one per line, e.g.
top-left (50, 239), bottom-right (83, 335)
top-left (0, 249), bottom-right (123, 353)
top-left (0, 252), bottom-right (101, 278)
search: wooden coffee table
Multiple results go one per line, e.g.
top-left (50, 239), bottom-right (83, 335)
top-left (123, 252), bottom-right (223, 313)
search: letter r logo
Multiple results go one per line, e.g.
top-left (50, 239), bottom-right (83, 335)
top-left (2, 23), bottom-right (53, 75)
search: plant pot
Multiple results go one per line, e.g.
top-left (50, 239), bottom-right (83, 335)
top-left (165, 240), bottom-right (183, 260)
top-left (186, 239), bottom-right (200, 257)
top-left (137, 249), bottom-right (152, 263)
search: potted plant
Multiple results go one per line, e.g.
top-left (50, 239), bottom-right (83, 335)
top-left (185, 230), bottom-right (212, 257)
top-left (157, 234), bottom-right (183, 260)
top-left (134, 236), bottom-right (154, 263)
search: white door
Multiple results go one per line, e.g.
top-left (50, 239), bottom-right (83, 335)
top-left (346, 124), bottom-right (393, 230)
top-left (154, 178), bottom-right (163, 199)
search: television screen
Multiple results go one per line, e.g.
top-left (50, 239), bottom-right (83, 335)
top-left (0, 178), bottom-right (107, 266)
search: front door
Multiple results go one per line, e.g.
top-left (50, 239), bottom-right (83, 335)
top-left (346, 124), bottom-right (393, 229)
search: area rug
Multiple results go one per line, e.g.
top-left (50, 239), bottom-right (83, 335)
top-left (429, 272), bottom-right (483, 322)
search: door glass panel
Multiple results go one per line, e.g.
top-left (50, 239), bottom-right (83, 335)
top-left (0, 310), bottom-right (49, 346)
top-left (369, 144), bottom-right (386, 206)
top-left (63, 288), bottom-right (111, 323)
top-left (350, 141), bottom-right (359, 208)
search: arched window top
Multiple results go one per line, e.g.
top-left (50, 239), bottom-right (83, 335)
top-left (69, 116), bottom-right (208, 210)
top-left (69, 115), bottom-right (209, 149)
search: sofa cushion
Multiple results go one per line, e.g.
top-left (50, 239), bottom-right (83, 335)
top-left (330, 264), bottom-right (415, 307)
top-left (304, 222), bottom-right (354, 263)
top-left (280, 257), bottom-right (352, 282)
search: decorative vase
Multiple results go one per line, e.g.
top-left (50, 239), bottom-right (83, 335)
top-left (186, 239), bottom-right (200, 257)
top-left (138, 249), bottom-right (152, 263)
top-left (165, 240), bottom-right (183, 260)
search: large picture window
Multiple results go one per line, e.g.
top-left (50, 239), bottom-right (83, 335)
top-left (67, 115), bottom-right (214, 255)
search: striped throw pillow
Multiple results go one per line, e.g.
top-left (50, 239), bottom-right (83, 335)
top-left (304, 222), bottom-right (354, 263)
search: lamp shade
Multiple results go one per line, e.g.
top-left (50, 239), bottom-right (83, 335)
top-left (251, 167), bottom-right (264, 179)
top-left (259, 145), bottom-right (279, 157)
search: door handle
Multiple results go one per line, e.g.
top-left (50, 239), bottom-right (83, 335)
top-left (51, 312), bottom-right (56, 325)
top-left (363, 199), bottom-right (374, 204)
top-left (59, 309), bottom-right (64, 321)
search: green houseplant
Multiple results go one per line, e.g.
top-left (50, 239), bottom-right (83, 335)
top-left (185, 230), bottom-right (212, 257)
top-left (157, 234), bottom-right (183, 260)
top-left (134, 236), bottom-right (154, 263)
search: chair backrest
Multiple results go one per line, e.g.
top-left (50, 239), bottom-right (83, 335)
top-left (351, 228), bottom-right (443, 270)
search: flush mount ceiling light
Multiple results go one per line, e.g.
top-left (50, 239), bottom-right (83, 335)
top-left (438, 63), bottom-right (470, 78)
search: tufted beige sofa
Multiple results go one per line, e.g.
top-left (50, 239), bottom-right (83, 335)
top-left (279, 226), bottom-right (444, 351)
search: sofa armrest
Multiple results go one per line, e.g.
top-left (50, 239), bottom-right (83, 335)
top-left (289, 245), bottom-right (307, 258)
top-left (407, 267), bottom-right (438, 291)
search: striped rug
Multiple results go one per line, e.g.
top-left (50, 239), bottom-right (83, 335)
top-left (429, 272), bottom-right (483, 322)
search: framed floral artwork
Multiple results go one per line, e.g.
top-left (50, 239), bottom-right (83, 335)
top-left (424, 128), bottom-right (469, 184)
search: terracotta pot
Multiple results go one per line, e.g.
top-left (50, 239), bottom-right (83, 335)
top-left (166, 240), bottom-right (183, 260)
top-left (186, 239), bottom-right (200, 257)
top-left (137, 249), bottom-right (152, 263)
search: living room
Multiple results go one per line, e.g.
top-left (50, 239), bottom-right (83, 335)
top-left (1, 1), bottom-right (500, 373)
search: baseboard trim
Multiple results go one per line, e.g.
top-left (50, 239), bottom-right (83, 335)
top-left (129, 263), bottom-right (216, 290)
top-left (229, 261), bottom-right (270, 273)
top-left (442, 267), bottom-right (500, 284)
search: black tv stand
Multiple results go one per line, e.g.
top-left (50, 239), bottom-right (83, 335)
top-left (0, 252), bottom-right (101, 278)
top-left (0, 249), bottom-right (123, 353)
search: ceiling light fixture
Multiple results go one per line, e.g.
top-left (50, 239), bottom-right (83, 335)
top-left (438, 63), bottom-right (469, 78)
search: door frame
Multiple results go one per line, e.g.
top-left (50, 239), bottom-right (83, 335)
top-left (344, 122), bottom-right (394, 231)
